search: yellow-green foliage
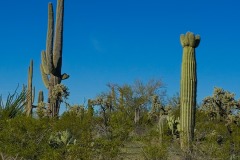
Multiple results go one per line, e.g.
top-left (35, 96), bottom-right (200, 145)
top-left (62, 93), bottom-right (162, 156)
top-left (1, 82), bottom-right (240, 159)
top-left (0, 116), bottom-right (51, 159)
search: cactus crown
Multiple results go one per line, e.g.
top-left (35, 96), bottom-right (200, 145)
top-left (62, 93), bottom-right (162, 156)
top-left (180, 32), bottom-right (200, 48)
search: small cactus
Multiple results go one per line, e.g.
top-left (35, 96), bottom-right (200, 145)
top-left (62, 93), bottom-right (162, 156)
top-left (37, 91), bottom-right (46, 118)
top-left (167, 115), bottom-right (180, 137)
top-left (26, 60), bottom-right (35, 116)
top-left (49, 130), bottom-right (76, 148)
top-left (158, 115), bottom-right (167, 144)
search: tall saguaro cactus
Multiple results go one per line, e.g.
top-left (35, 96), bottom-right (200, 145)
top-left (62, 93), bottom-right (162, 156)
top-left (40, 0), bottom-right (69, 117)
top-left (180, 32), bottom-right (200, 152)
top-left (26, 60), bottom-right (35, 116)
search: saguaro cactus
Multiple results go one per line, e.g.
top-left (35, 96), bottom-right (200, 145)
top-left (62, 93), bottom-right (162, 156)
top-left (40, 0), bottom-right (69, 117)
top-left (26, 60), bottom-right (35, 116)
top-left (38, 91), bottom-right (44, 103)
top-left (158, 115), bottom-right (167, 144)
top-left (37, 91), bottom-right (45, 118)
top-left (179, 32), bottom-right (200, 152)
top-left (87, 99), bottom-right (94, 118)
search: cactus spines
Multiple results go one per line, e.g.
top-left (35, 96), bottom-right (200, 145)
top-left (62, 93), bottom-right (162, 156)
top-left (40, 0), bottom-right (69, 117)
top-left (180, 32), bottom-right (200, 152)
top-left (26, 59), bottom-right (34, 116)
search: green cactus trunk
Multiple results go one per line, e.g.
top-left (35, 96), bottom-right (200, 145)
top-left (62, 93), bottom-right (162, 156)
top-left (158, 115), bottom-right (167, 144)
top-left (180, 32), bottom-right (200, 152)
top-left (40, 0), bottom-right (69, 117)
top-left (87, 99), bottom-right (94, 118)
top-left (37, 90), bottom-right (45, 118)
top-left (38, 90), bottom-right (44, 103)
top-left (26, 60), bottom-right (34, 116)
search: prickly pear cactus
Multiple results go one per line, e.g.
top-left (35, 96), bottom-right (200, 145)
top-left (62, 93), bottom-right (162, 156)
top-left (180, 32), bottom-right (200, 152)
top-left (167, 115), bottom-right (180, 138)
top-left (49, 130), bottom-right (76, 148)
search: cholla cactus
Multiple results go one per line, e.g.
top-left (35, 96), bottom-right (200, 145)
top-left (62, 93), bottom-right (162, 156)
top-left (68, 105), bottom-right (85, 119)
top-left (202, 87), bottom-right (238, 121)
top-left (90, 96), bottom-right (113, 127)
top-left (148, 95), bottom-right (161, 122)
top-left (36, 91), bottom-right (46, 118)
top-left (49, 84), bottom-right (69, 103)
top-left (49, 130), bottom-right (76, 148)
top-left (37, 102), bottom-right (46, 118)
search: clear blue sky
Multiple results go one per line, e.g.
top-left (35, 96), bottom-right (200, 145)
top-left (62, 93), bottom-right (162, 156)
top-left (0, 0), bottom-right (240, 112)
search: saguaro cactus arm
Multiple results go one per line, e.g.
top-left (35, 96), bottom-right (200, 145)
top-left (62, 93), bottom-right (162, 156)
top-left (53, 0), bottom-right (64, 72)
top-left (46, 3), bottom-right (54, 74)
top-left (40, 64), bottom-right (50, 88)
top-left (41, 50), bottom-right (51, 74)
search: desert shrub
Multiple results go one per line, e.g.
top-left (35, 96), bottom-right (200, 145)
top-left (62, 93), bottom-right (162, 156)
top-left (192, 109), bottom-right (240, 159)
top-left (0, 116), bottom-right (51, 159)
top-left (142, 142), bottom-right (168, 160)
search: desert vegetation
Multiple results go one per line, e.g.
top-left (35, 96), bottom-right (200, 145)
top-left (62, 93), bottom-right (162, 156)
top-left (0, 0), bottom-right (240, 159)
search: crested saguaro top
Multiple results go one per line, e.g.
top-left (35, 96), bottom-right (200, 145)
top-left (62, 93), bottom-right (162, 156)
top-left (180, 32), bottom-right (200, 48)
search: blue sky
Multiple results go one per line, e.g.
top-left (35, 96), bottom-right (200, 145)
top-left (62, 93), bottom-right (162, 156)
top-left (0, 0), bottom-right (240, 111)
